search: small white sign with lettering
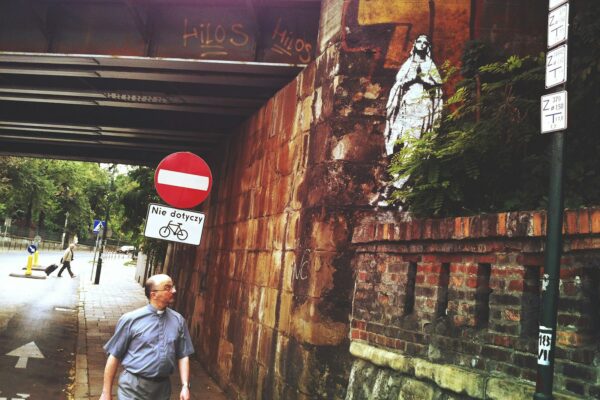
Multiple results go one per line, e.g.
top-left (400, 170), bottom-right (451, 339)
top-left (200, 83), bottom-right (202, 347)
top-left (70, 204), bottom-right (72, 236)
top-left (537, 326), bottom-right (553, 365)
top-left (549, 0), bottom-right (567, 11)
top-left (546, 44), bottom-right (568, 89)
top-left (548, 3), bottom-right (569, 48)
top-left (541, 91), bottom-right (567, 133)
top-left (144, 203), bottom-right (205, 245)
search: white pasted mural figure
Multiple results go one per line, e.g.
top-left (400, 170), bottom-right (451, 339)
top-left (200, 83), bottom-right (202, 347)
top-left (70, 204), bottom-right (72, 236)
top-left (375, 34), bottom-right (443, 208)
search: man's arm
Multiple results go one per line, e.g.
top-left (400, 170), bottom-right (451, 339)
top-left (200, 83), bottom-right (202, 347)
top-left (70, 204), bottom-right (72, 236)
top-left (99, 354), bottom-right (120, 400)
top-left (178, 356), bottom-right (191, 400)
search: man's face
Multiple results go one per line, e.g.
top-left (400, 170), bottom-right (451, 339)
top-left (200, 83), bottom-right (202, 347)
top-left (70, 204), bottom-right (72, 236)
top-left (152, 278), bottom-right (176, 306)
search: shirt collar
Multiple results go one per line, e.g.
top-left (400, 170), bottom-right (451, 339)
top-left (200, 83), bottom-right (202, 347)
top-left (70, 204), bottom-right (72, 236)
top-left (146, 304), bottom-right (167, 315)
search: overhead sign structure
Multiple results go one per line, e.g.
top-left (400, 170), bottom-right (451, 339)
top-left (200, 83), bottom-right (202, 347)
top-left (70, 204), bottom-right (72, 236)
top-left (541, 91), bottom-right (568, 134)
top-left (545, 44), bottom-right (567, 89)
top-left (93, 219), bottom-right (105, 234)
top-left (547, 3), bottom-right (569, 48)
top-left (144, 203), bottom-right (205, 246)
top-left (154, 152), bottom-right (213, 209)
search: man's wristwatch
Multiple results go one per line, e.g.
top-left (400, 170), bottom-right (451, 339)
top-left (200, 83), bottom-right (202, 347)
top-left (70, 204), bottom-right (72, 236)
top-left (181, 382), bottom-right (191, 389)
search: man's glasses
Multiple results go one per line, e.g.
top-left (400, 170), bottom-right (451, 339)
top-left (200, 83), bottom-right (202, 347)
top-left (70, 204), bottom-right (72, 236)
top-left (152, 285), bottom-right (175, 292)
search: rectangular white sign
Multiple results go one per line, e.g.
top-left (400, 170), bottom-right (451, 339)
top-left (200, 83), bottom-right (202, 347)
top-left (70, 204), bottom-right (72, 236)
top-left (537, 326), bottom-right (553, 366)
top-left (548, 3), bottom-right (569, 48)
top-left (549, 0), bottom-right (567, 11)
top-left (549, 0), bottom-right (567, 10)
top-left (541, 91), bottom-right (568, 133)
top-left (144, 203), bottom-right (205, 245)
top-left (545, 44), bottom-right (568, 89)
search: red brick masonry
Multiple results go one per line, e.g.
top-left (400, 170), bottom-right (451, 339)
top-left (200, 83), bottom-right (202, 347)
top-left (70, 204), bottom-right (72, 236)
top-left (350, 208), bottom-right (600, 398)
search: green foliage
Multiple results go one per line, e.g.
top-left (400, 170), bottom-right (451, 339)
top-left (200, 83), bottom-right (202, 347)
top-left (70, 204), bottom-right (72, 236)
top-left (116, 166), bottom-right (167, 262)
top-left (389, 2), bottom-right (600, 217)
top-left (0, 157), bottom-right (110, 240)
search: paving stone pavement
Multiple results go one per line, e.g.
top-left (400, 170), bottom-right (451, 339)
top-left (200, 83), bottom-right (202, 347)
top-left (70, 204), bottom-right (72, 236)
top-left (74, 257), bottom-right (227, 400)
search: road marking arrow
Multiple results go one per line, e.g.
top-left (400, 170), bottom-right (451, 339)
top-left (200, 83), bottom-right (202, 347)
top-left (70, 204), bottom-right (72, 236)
top-left (6, 342), bottom-right (44, 368)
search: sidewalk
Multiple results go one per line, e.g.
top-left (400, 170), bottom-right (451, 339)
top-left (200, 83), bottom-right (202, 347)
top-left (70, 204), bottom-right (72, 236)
top-left (74, 257), bottom-right (227, 400)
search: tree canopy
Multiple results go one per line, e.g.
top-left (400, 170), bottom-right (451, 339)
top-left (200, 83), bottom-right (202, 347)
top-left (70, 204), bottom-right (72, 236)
top-left (0, 157), bottom-right (110, 243)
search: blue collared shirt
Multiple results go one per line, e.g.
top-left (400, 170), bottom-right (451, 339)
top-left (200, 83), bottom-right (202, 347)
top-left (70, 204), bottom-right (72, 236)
top-left (103, 304), bottom-right (194, 378)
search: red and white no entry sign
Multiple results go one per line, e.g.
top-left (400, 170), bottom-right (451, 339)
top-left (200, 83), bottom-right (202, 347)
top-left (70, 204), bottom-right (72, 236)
top-left (154, 152), bottom-right (213, 209)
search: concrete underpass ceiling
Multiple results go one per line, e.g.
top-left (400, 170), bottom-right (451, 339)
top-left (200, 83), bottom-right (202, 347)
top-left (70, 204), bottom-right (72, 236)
top-left (0, 0), bottom-right (320, 165)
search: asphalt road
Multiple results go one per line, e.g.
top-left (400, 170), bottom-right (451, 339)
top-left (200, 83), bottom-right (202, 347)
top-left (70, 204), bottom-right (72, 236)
top-left (0, 250), bottom-right (93, 400)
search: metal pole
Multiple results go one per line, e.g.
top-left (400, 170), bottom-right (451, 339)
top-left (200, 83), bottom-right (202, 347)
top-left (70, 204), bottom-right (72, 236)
top-left (94, 214), bottom-right (109, 285)
top-left (534, 2), bottom-right (572, 396)
top-left (533, 132), bottom-right (565, 400)
top-left (61, 211), bottom-right (69, 249)
top-left (94, 167), bottom-right (114, 285)
top-left (90, 230), bottom-right (101, 280)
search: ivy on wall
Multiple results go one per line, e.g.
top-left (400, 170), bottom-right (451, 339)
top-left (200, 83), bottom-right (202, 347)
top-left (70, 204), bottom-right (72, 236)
top-left (389, 1), bottom-right (600, 217)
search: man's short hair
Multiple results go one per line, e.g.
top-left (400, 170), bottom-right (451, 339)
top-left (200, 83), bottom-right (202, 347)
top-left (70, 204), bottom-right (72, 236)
top-left (144, 274), bottom-right (171, 299)
top-left (144, 278), bottom-right (154, 299)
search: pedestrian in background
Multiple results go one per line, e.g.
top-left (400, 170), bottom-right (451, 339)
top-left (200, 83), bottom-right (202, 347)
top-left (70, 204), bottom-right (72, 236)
top-left (57, 243), bottom-right (76, 278)
top-left (99, 274), bottom-right (194, 400)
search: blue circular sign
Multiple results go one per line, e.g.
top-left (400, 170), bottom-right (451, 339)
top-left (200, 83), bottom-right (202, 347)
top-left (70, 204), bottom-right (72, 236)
top-left (27, 244), bottom-right (37, 254)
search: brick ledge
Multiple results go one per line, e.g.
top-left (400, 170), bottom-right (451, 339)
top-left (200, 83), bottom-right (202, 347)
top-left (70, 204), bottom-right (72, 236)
top-left (352, 207), bottom-right (600, 244)
top-left (349, 341), bottom-right (581, 400)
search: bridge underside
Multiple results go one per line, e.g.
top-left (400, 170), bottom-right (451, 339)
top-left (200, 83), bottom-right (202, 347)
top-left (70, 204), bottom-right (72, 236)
top-left (0, 0), bottom-right (318, 165)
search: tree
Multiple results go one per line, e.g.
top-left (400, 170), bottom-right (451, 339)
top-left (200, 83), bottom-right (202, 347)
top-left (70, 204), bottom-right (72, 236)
top-left (0, 156), bottom-right (110, 242)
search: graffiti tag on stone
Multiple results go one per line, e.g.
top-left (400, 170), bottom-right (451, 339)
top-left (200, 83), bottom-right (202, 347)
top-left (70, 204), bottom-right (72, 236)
top-left (293, 250), bottom-right (310, 280)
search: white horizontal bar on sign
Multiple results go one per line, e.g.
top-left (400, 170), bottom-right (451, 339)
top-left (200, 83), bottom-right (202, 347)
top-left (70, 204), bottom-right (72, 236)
top-left (157, 169), bottom-right (209, 191)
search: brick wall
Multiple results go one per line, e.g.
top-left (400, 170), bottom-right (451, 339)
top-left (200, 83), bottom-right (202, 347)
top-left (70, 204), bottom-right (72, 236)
top-left (349, 209), bottom-right (600, 399)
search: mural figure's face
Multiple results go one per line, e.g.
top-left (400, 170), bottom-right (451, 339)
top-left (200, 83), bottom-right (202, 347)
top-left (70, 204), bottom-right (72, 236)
top-left (414, 36), bottom-right (430, 53)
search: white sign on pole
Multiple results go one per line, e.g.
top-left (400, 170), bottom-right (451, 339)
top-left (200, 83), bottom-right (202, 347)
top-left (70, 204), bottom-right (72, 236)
top-left (549, 0), bottom-right (567, 11)
top-left (541, 91), bottom-right (568, 133)
top-left (144, 203), bottom-right (205, 246)
top-left (547, 3), bottom-right (569, 48)
top-left (537, 326), bottom-right (553, 365)
top-left (545, 44), bottom-right (568, 89)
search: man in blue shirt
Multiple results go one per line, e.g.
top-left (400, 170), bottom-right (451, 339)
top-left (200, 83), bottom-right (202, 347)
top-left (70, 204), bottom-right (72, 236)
top-left (100, 274), bottom-right (194, 400)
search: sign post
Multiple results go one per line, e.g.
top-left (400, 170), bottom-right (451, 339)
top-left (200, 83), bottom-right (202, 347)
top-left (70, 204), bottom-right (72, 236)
top-left (534, 1), bottom-right (571, 398)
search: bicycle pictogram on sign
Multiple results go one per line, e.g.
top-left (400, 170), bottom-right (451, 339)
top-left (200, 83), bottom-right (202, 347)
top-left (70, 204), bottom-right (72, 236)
top-left (159, 220), bottom-right (189, 241)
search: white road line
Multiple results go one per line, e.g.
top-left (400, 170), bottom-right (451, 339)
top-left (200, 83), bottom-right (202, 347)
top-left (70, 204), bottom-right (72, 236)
top-left (157, 169), bottom-right (209, 190)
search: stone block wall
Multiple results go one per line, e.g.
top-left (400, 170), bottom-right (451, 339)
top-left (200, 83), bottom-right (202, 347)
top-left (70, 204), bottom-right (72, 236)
top-left (348, 209), bottom-right (600, 399)
top-left (166, 35), bottom-right (370, 398)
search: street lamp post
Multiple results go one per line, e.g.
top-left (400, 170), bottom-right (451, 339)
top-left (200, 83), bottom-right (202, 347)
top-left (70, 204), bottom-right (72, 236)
top-left (94, 165), bottom-right (115, 285)
top-left (61, 211), bottom-right (69, 249)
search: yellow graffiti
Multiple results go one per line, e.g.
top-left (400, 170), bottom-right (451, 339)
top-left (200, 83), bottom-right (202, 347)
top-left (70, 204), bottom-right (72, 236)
top-left (358, 0), bottom-right (430, 25)
top-left (356, 0), bottom-right (471, 69)
top-left (358, 0), bottom-right (431, 68)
